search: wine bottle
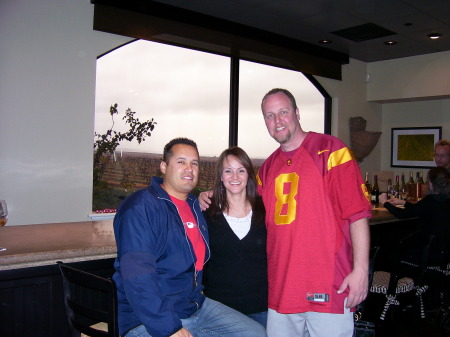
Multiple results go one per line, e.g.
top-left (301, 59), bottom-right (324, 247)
top-left (401, 173), bottom-right (406, 190)
top-left (418, 171), bottom-right (425, 184)
top-left (408, 171), bottom-right (416, 199)
top-left (416, 171), bottom-right (425, 199)
top-left (364, 172), bottom-right (372, 195)
top-left (408, 171), bottom-right (415, 184)
top-left (394, 175), bottom-right (400, 198)
top-left (386, 179), bottom-right (393, 198)
top-left (400, 173), bottom-right (407, 200)
top-left (371, 175), bottom-right (380, 206)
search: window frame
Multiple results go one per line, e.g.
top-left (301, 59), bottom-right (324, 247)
top-left (91, 38), bottom-right (331, 216)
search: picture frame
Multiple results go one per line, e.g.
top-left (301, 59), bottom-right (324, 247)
top-left (391, 127), bottom-right (442, 168)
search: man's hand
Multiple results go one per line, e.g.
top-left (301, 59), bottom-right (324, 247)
top-left (198, 190), bottom-right (213, 211)
top-left (171, 328), bottom-right (193, 337)
top-left (338, 267), bottom-right (368, 309)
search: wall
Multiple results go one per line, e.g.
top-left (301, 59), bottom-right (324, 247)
top-left (316, 59), bottom-right (383, 174)
top-left (0, 0), bottom-right (377, 226)
top-left (367, 51), bottom-right (450, 102)
top-left (367, 51), bottom-right (450, 176)
top-left (319, 53), bottom-right (450, 176)
top-left (0, 0), bottom-right (447, 226)
top-left (380, 99), bottom-right (450, 177)
top-left (0, 0), bottom-right (131, 226)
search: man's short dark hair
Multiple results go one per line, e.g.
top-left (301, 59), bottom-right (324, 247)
top-left (163, 137), bottom-right (198, 163)
top-left (261, 88), bottom-right (298, 111)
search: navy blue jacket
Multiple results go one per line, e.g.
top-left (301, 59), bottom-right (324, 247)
top-left (113, 176), bottom-right (210, 337)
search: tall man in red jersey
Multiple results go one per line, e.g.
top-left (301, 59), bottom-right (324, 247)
top-left (258, 88), bottom-right (372, 337)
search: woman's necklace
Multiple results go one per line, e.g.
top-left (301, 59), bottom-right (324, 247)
top-left (226, 203), bottom-right (251, 218)
top-left (224, 210), bottom-right (252, 223)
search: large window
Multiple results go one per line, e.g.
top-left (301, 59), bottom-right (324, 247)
top-left (93, 40), bottom-right (327, 211)
top-left (238, 60), bottom-right (325, 159)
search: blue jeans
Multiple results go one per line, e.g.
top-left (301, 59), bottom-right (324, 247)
top-left (247, 311), bottom-right (268, 328)
top-left (125, 297), bottom-right (267, 337)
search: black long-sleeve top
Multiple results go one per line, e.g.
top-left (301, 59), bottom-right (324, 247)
top-left (383, 194), bottom-right (450, 265)
top-left (202, 197), bottom-right (268, 314)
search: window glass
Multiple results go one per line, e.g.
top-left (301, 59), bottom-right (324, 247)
top-left (93, 40), bottom-right (326, 211)
top-left (94, 40), bottom-right (229, 210)
top-left (238, 60), bottom-right (325, 162)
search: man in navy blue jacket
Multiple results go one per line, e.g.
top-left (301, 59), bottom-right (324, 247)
top-left (113, 138), bottom-right (266, 337)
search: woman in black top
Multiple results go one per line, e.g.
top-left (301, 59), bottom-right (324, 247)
top-left (379, 167), bottom-right (450, 309)
top-left (380, 167), bottom-right (450, 262)
top-left (203, 147), bottom-right (268, 327)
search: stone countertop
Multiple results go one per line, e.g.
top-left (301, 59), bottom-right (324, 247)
top-left (370, 207), bottom-right (416, 225)
top-left (0, 220), bottom-right (116, 271)
top-left (370, 208), bottom-right (398, 225)
top-left (0, 210), bottom-right (406, 271)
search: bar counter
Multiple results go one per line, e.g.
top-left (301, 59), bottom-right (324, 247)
top-left (370, 207), bottom-right (407, 225)
top-left (0, 209), bottom-right (402, 271)
top-left (0, 212), bottom-right (416, 337)
top-left (0, 220), bottom-right (116, 271)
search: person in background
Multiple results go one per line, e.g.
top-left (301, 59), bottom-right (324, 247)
top-left (113, 137), bottom-right (266, 337)
top-left (202, 146), bottom-right (268, 328)
top-left (200, 88), bottom-right (372, 337)
top-left (379, 167), bottom-right (450, 310)
top-left (434, 139), bottom-right (450, 173)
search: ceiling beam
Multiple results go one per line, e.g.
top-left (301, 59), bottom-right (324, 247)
top-left (91, 0), bottom-right (349, 80)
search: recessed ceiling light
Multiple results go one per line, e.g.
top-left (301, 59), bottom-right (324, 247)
top-left (428, 33), bottom-right (442, 39)
top-left (384, 41), bottom-right (397, 45)
top-left (318, 39), bottom-right (332, 44)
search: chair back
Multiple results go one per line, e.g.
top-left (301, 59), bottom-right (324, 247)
top-left (369, 246), bottom-right (380, 285)
top-left (369, 232), bottom-right (436, 321)
top-left (57, 261), bottom-right (119, 337)
top-left (393, 232), bottom-right (433, 289)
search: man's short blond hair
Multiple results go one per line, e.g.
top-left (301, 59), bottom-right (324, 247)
top-left (435, 139), bottom-right (450, 149)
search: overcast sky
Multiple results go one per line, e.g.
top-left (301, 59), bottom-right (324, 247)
top-left (95, 40), bottom-right (324, 158)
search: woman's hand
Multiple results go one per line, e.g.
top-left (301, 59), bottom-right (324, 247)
top-left (379, 193), bottom-right (388, 205)
top-left (387, 196), bottom-right (405, 206)
top-left (379, 193), bottom-right (405, 206)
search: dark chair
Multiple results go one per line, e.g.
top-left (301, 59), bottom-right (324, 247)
top-left (424, 238), bottom-right (450, 312)
top-left (369, 232), bottom-right (434, 322)
top-left (57, 261), bottom-right (119, 337)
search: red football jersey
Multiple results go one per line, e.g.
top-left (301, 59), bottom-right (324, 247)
top-left (257, 132), bottom-right (371, 314)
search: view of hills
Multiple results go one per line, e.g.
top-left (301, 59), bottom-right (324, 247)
top-left (93, 151), bottom-right (265, 210)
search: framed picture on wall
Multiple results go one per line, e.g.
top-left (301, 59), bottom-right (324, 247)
top-left (391, 127), bottom-right (442, 168)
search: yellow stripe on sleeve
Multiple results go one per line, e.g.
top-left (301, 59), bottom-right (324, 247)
top-left (256, 173), bottom-right (262, 186)
top-left (327, 147), bottom-right (355, 171)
